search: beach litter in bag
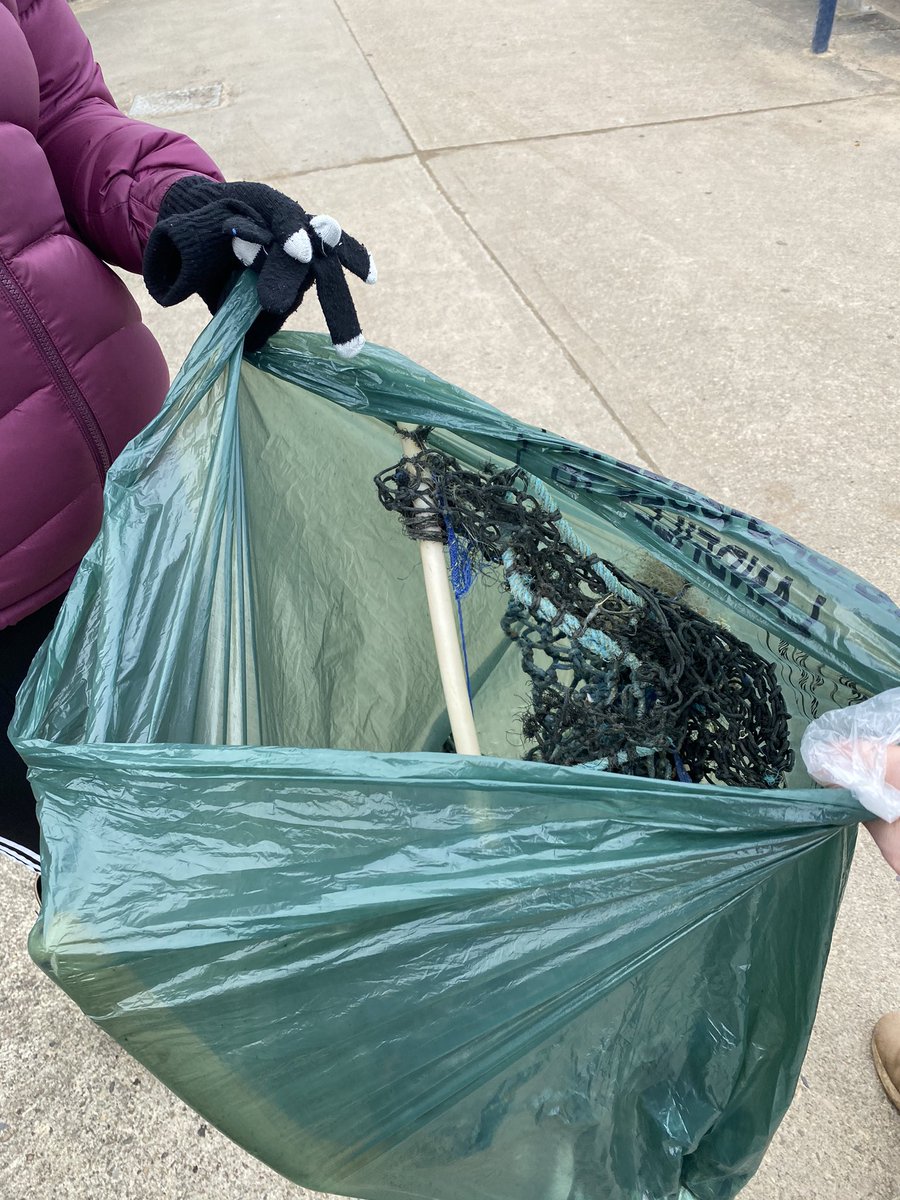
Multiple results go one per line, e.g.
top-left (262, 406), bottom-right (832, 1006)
top-left (13, 273), bottom-right (900, 1200)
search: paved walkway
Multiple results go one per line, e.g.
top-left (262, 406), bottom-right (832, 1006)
top-left (1, 1), bottom-right (899, 1196)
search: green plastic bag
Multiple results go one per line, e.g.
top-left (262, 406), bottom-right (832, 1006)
top-left (13, 274), bottom-right (900, 1200)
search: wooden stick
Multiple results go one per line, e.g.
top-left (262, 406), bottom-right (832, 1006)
top-left (399, 431), bottom-right (481, 756)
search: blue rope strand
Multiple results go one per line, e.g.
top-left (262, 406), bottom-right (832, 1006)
top-left (446, 519), bottom-right (473, 598)
top-left (445, 510), bottom-right (474, 700)
top-left (672, 749), bottom-right (691, 783)
top-left (456, 595), bottom-right (473, 702)
top-left (527, 477), bottom-right (645, 609)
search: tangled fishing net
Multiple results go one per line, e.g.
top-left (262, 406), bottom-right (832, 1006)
top-left (375, 429), bottom-right (794, 787)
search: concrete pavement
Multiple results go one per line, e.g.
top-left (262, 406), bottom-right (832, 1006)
top-left (1, 1), bottom-right (899, 1196)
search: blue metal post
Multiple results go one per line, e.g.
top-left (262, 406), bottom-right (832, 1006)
top-left (812, 0), bottom-right (838, 52)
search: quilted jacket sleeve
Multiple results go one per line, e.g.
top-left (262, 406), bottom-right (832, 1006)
top-left (19, 0), bottom-right (223, 273)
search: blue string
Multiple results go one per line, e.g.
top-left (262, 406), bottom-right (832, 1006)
top-left (672, 749), bottom-right (691, 783)
top-left (455, 596), bottom-right (473, 702)
top-left (446, 519), bottom-right (473, 599)
top-left (444, 512), bottom-right (475, 701)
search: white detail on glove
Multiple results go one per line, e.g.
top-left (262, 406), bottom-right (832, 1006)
top-left (801, 688), bottom-right (900, 821)
top-left (232, 236), bottom-right (262, 267)
top-left (283, 229), bottom-right (313, 262)
top-left (334, 333), bottom-right (365, 359)
top-left (310, 214), bottom-right (342, 248)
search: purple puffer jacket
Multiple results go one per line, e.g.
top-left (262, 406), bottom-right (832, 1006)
top-left (0, 0), bottom-right (222, 628)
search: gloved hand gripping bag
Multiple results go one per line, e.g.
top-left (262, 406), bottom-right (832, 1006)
top-left (13, 274), bottom-right (900, 1200)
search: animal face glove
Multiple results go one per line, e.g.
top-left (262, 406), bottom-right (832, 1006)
top-left (143, 176), bottom-right (376, 355)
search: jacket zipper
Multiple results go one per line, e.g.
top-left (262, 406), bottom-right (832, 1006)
top-left (0, 250), bottom-right (111, 480)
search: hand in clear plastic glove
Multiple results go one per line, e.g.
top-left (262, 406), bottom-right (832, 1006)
top-left (801, 688), bottom-right (900, 873)
top-left (866, 755), bottom-right (900, 873)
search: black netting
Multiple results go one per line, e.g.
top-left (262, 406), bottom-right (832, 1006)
top-left (375, 430), bottom-right (794, 787)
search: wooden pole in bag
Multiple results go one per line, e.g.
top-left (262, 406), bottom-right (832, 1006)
top-left (399, 430), bottom-right (481, 757)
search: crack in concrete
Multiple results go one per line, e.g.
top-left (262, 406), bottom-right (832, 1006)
top-left (329, 0), bottom-right (900, 477)
top-left (420, 89), bottom-right (900, 160)
top-left (331, 0), bottom-right (660, 467)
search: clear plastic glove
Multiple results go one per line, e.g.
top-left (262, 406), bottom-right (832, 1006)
top-left (801, 691), bottom-right (900, 874)
top-left (800, 688), bottom-right (900, 822)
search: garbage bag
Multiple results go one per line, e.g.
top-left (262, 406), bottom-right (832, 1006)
top-left (13, 273), bottom-right (900, 1200)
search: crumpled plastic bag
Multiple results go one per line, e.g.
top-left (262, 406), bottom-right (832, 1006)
top-left (801, 688), bottom-right (900, 821)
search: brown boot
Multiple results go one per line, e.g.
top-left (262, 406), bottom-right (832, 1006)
top-left (872, 1013), bottom-right (900, 1111)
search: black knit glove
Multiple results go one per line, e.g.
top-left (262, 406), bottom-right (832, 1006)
top-left (143, 176), bottom-right (376, 355)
